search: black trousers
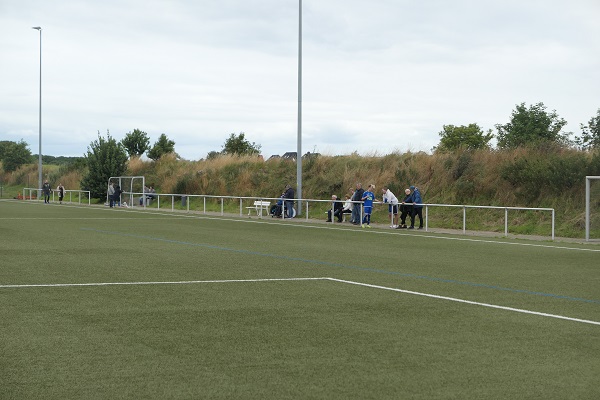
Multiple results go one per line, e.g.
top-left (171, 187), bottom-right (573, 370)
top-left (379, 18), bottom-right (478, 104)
top-left (400, 205), bottom-right (413, 225)
top-left (327, 208), bottom-right (344, 222)
top-left (411, 207), bottom-right (423, 228)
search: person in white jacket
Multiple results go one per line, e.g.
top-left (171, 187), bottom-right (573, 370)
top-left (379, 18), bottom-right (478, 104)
top-left (381, 186), bottom-right (399, 228)
top-left (340, 194), bottom-right (353, 222)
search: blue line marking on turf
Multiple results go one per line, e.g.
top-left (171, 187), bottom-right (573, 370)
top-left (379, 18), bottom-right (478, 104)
top-left (81, 227), bottom-right (600, 305)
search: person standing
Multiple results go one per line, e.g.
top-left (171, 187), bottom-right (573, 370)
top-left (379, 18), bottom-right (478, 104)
top-left (108, 182), bottom-right (115, 208)
top-left (350, 183), bottom-right (364, 225)
top-left (397, 188), bottom-right (413, 229)
top-left (114, 184), bottom-right (122, 207)
top-left (283, 184), bottom-right (295, 218)
top-left (56, 183), bottom-right (65, 204)
top-left (361, 184), bottom-right (375, 228)
top-left (42, 180), bottom-right (51, 204)
top-left (381, 186), bottom-right (399, 228)
top-left (409, 185), bottom-right (424, 229)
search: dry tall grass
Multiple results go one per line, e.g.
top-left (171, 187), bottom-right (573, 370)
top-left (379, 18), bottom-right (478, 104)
top-left (4, 148), bottom-right (598, 236)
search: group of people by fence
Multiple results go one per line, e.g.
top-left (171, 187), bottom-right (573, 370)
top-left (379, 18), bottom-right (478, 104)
top-left (328, 183), bottom-right (424, 229)
top-left (269, 184), bottom-right (296, 218)
top-left (106, 182), bottom-right (157, 208)
top-left (40, 180), bottom-right (66, 204)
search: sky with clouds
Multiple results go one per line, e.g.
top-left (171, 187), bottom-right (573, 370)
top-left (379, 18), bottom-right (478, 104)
top-left (1, 0), bottom-right (599, 160)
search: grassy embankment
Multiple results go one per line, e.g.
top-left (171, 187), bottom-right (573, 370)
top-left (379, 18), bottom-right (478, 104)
top-left (2, 147), bottom-right (599, 238)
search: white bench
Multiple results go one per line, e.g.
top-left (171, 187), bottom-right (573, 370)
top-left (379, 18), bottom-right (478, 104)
top-left (247, 200), bottom-right (271, 216)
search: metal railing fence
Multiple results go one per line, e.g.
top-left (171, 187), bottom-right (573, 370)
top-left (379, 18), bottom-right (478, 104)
top-left (125, 191), bottom-right (555, 240)
top-left (21, 188), bottom-right (91, 205)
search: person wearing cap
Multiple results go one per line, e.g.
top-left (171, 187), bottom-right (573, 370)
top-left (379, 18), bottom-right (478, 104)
top-left (409, 185), bottom-right (424, 229)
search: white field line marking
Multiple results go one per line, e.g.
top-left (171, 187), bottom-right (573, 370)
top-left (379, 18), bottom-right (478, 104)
top-left (0, 277), bottom-right (326, 289)
top-left (325, 278), bottom-right (600, 326)
top-left (6, 200), bottom-right (600, 252)
top-left (1, 276), bottom-right (598, 326)
top-left (0, 217), bottom-right (171, 220)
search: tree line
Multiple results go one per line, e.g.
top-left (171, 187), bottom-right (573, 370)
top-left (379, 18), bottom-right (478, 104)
top-left (1, 102), bottom-right (599, 199)
top-left (434, 103), bottom-right (600, 152)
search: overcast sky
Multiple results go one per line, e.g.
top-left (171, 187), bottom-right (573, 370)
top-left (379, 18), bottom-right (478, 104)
top-left (1, 0), bottom-right (599, 160)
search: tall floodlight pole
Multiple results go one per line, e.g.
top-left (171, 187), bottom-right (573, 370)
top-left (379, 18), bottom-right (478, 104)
top-left (32, 26), bottom-right (42, 192)
top-left (296, 0), bottom-right (303, 215)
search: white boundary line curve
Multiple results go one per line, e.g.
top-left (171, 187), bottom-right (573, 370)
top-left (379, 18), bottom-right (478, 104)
top-left (1, 277), bottom-right (598, 326)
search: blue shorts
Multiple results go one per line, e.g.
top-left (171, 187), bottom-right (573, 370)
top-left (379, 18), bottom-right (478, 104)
top-left (388, 204), bottom-right (398, 214)
top-left (364, 206), bottom-right (372, 215)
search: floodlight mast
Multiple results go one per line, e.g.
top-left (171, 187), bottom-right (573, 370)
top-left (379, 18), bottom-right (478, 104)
top-left (32, 26), bottom-right (42, 193)
top-left (296, 0), bottom-right (303, 215)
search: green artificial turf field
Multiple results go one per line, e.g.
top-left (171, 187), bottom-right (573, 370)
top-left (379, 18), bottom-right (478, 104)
top-left (1, 200), bottom-right (599, 399)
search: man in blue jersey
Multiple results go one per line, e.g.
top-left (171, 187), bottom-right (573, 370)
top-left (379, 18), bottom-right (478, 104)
top-left (361, 184), bottom-right (375, 228)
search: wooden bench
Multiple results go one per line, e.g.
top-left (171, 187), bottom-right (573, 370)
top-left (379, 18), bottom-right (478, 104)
top-left (247, 200), bottom-right (271, 216)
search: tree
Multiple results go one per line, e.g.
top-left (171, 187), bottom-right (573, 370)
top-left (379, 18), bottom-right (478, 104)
top-left (80, 131), bottom-right (128, 199)
top-left (434, 123), bottom-right (493, 152)
top-left (0, 141), bottom-right (12, 160)
top-left (1, 140), bottom-right (32, 172)
top-left (222, 132), bottom-right (261, 156)
top-left (206, 151), bottom-right (221, 160)
top-left (121, 129), bottom-right (150, 157)
top-left (575, 108), bottom-right (600, 151)
top-left (495, 102), bottom-right (569, 149)
top-left (147, 133), bottom-right (176, 161)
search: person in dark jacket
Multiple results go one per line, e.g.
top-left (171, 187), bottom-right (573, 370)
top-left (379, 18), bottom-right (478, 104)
top-left (113, 184), bottom-right (122, 208)
top-left (326, 195), bottom-right (344, 222)
top-left (409, 185), bottom-right (423, 229)
top-left (42, 180), bottom-right (51, 203)
top-left (350, 183), bottom-right (364, 225)
top-left (283, 184), bottom-right (295, 218)
top-left (397, 188), bottom-right (413, 229)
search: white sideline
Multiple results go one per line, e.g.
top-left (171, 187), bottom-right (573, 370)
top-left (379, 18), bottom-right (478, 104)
top-left (1, 277), bottom-right (598, 326)
top-left (0, 277), bottom-right (325, 288)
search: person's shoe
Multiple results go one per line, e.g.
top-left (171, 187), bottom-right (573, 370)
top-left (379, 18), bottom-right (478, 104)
top-left (361, 224), bottom-right (365, 228)
top-left (418, 227), bottom-right (423, 230)
top-left (326, 219), bottom-right (332, 222)
top-left (408, 226), bottom-right (414, 229)
top-left (366, 225), bottom-right (371, 228)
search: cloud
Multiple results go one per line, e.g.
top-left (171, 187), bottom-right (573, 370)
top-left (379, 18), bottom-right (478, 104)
top-left (1, 0), bottom-right (599, 160)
